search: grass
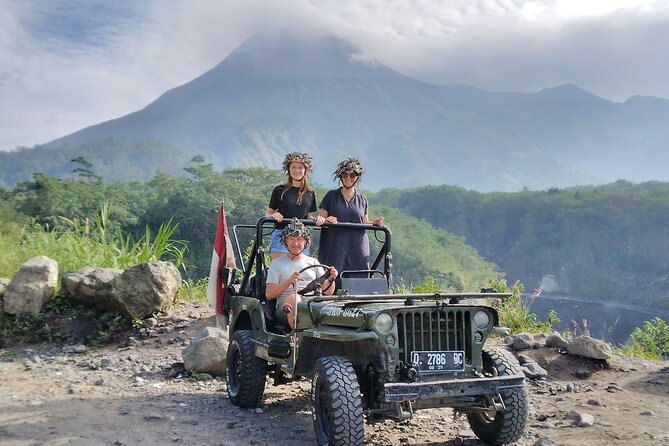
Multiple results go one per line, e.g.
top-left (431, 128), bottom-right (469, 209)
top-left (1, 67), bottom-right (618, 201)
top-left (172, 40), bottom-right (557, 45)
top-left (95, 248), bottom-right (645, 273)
top-left (616, 317), bottom-right (669, 360)
top-left (177, 278), bottom-right (209, 304)
top-left (0, 202), bottom-right (189, 346)
top-left (487, 278), bottom-right (560, 334)
top-left (1, 202), bottom-right (187, 278)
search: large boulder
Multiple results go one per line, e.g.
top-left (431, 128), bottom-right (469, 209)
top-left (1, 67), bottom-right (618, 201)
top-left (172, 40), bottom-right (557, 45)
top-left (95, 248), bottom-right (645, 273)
top-left (3, 256), bottom-right (58, 316)
top-left (567, 335), bottom-right (613, 360)
top-left (181, 326), bottom-right (228, 375)
top-left (61, 267), bottom-right (123, 311)
top-left (110, 261), bottom-right (181, 319)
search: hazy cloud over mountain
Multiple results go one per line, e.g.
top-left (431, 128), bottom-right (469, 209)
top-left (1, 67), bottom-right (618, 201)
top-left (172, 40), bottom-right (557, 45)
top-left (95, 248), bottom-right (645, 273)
top-left (2, 0), bottom-right (668, 149)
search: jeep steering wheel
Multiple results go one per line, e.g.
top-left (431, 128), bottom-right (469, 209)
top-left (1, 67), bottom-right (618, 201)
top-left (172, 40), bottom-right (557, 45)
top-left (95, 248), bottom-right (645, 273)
top-left (297, 264), bottom-right (332, 296)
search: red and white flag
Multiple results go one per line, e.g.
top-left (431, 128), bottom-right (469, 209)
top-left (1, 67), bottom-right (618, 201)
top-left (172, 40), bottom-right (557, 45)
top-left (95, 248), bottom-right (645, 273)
top-left (207, 203), bottom-right (236, 328)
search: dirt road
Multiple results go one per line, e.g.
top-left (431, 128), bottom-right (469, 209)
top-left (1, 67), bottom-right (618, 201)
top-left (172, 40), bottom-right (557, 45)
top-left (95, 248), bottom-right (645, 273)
top-left (1, 302), bottom-right (668, 446)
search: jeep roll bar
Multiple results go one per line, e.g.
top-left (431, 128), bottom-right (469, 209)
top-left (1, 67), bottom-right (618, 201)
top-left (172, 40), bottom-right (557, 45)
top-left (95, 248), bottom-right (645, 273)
top-left (232, 217), bottom-right (393, 300)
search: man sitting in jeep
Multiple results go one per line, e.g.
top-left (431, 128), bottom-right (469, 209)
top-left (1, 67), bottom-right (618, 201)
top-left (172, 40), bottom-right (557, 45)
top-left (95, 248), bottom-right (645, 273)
top-left (265, 218), bottom-right (338, 329)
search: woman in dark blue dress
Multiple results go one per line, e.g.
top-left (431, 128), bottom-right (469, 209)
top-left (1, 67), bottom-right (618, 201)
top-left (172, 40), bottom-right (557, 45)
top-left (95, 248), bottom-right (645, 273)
top-left (316, 157), bottom-right (384, 276)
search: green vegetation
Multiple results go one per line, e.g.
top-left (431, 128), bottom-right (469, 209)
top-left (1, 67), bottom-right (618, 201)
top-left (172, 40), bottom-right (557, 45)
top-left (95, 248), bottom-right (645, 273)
top-left (372, 181), bottom-right (669, 311)
top-left (617, 317), bottom-right (669, 360)
top-left (3, 158), bottom-right (669, 356)
top-left (1, 293), bottom-right (130, 346)
top-left (486, 278), bottom-right (559, 334)
top-left (24, 204), bottom-right (185, 273)
top-left (177, 278), bottom-right (209, 304)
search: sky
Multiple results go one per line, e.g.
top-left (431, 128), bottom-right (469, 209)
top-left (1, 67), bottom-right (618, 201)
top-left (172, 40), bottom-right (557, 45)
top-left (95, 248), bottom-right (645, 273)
top-left (1, 0), bottom-right (668, 150)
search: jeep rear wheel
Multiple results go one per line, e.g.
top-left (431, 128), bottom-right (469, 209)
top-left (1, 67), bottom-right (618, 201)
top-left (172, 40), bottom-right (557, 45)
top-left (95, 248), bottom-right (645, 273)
top-left (466, 348), bottom-right (528, 445)
top-left (312, 356), bottom-right (364, 446)
top-left (226, 330), bottom-right (267, 407)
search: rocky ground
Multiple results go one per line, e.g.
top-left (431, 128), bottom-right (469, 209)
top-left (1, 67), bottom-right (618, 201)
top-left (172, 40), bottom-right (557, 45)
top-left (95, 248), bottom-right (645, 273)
top-left (1, 301), bottom-right (668, 446)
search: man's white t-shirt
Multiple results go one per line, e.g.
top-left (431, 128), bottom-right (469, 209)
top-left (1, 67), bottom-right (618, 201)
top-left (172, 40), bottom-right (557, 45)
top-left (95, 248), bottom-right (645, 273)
top-left (266, 255), bottom-right (326, 310)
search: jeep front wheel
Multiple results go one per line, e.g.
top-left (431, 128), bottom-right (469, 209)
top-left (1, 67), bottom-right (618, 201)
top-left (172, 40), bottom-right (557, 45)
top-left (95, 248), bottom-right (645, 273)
top-left (226, 330), bottom-right (266, 407)
top-left (311, 356), bottom-right (364, 446)
top-left (466, 348), bottom-right (529, 445)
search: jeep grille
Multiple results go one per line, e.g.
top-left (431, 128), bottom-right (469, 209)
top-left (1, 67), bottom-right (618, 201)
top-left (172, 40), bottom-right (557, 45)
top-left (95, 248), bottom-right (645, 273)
top-left (397, 309), bottom-right (472, 365)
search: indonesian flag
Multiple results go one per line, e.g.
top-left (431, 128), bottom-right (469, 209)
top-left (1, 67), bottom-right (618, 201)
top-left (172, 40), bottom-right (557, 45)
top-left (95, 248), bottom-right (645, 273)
top-left (207, 203), bottom-right (236, 328)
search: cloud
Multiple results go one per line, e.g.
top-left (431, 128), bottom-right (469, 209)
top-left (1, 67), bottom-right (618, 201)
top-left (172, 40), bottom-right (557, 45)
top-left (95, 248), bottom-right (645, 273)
top-left (1, 0), bottom-right (668, 150)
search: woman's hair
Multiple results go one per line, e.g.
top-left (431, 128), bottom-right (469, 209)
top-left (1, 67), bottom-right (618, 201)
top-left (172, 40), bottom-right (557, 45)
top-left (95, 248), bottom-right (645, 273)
top-left (281, 152), bottom-right (314, 205)
top-left (333, 156), bottom-right (364, 183)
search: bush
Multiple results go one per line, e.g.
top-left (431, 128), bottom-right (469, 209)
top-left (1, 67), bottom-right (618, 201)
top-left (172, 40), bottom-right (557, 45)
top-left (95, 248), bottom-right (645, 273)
top-left (618, 317), bottom-right (669, 359)
top-left (11, 202), bottom-right (187, 276)
top-left (487, 278), bottom-right (559, 334)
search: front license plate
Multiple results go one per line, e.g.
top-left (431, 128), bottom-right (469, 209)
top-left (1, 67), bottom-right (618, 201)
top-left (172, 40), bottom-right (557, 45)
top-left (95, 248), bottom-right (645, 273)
top-left (411, 350), bottom-right (465, 373)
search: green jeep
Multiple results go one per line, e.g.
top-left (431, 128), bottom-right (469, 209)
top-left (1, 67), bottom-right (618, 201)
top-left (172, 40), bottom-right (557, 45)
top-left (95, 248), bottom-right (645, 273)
top-left (223, 218), bottom-right (528, 446)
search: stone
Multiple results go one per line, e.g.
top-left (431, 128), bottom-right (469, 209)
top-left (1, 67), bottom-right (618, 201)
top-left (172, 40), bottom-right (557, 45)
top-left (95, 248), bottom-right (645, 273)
top-left (512, 332), bottom-right (534, 351)
top-left (110, 261), bottom-right (181, 319)
top-left (522, 361), bottom-right (549, 379)
top-left (61, 267), bottom-right (123, 310)
top-left (577, 412), bottom-right (595, 427)
top-left (566, 335), bottom-right (612, 360)
top-left (546, 331), bottom-right (569, 349)
top-left (0, 277), bottom-right (10, 297)
top-left (565, 410), bottom-right (595, 427)
top-left (181, 326), bottom-right (229, 376)
top-left (3, 256), bottom-right (58, 316)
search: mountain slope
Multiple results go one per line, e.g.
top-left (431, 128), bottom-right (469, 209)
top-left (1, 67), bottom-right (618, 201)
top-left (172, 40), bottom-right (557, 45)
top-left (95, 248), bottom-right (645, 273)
top-left (3, 34), bottom-right (669, 191)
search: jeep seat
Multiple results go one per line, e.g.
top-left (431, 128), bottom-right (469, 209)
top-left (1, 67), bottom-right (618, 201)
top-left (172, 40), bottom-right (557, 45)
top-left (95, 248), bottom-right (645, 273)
top-left (340, 270), bottom-right (389, 295)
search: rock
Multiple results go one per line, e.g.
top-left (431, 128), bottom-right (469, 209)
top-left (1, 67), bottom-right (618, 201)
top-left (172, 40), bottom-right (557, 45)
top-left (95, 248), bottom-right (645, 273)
top-left (577, 412), bottom-right (595, 427)
top-left (522, 361), bottom-right (549, 379)
top-left (574, 369), bottom-right (592, 379)
top-left (110, 261), bottom-right (181, 319)
top-left (517, 354), bottom-right (533, 365)
top-left (181, 327), bottom-right (229, 376)
top-left (0, 277), bottom-right (10, 297)
top-left (566, 336), bottom-right (612, 360)
top-left (3, 256), bottom-right (58, 316)
top-left (142, 317), bottom-right (159, 329)
top-left (640, 410), bottom-right (655, 416)
top-left (512, 332), bottom-right (534, 351)
top-left (565, 410), bottom-right (595, 427)
top-left (546, 331), bottom-right (569, 349)
top-left (61, 267), bottom-right (123, 309)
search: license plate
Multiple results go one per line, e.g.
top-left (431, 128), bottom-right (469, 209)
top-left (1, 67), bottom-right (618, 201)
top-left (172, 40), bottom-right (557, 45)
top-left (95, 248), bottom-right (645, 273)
top-left (410, 350), bottom-right (465, 373)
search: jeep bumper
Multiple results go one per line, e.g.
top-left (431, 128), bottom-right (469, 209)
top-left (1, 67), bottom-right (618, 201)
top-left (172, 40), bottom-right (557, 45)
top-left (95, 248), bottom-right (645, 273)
top-left (382, 374), bottom-right (526, 402)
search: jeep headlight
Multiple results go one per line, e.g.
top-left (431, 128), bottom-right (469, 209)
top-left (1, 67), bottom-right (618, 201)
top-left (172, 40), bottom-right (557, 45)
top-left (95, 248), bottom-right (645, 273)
top-left (473, 310), bottom-right (491, 329)
top-left (374, 313), bottom-right (393, 333)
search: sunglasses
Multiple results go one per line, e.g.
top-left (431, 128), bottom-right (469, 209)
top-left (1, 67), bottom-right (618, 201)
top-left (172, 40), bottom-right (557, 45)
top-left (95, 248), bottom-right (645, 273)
top-left (341, 172), bottom-right (358, 179)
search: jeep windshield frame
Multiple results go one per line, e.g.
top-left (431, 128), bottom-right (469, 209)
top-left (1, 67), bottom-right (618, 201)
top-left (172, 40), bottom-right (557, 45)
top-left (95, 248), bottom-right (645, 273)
top-left (231, 217), bottom-right (393, 299)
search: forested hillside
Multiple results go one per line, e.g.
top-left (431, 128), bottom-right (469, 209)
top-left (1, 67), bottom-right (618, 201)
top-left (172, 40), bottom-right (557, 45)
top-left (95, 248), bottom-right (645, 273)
top-left (0, 159), bottom-right (499, 292)
top-left (0, 140), bottom-right (200, 187)
top-left (371, 181), bottom-right (669, 310)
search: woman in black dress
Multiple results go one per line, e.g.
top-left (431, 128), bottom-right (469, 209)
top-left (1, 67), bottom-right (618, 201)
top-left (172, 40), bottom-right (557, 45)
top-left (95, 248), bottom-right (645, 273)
top-left (266, 152), bottom-right (320, 259)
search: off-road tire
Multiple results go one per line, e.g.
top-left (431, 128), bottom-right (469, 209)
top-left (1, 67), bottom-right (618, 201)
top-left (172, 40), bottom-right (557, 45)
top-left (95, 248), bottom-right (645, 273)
top-left (466, 348), bottom-right (529, 445)
top-left (312, 356), bottom-right (364, 446)
top-left (226, 330), bottom-right (267, 407)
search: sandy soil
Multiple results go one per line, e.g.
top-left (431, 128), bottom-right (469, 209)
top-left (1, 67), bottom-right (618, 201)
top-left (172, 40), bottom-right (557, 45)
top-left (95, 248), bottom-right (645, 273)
top-left (1, 302), bottom-right (668, 446)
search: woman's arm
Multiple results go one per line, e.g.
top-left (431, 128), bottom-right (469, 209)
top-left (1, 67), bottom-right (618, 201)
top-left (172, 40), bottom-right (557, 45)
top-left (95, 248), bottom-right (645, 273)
top-left (362, 213), bottom-right (384, 225)
top-left (266, 207), bottom-right (283, 222)
top-left (318, 208), bottom-right (337, 225)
